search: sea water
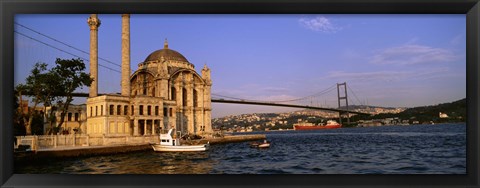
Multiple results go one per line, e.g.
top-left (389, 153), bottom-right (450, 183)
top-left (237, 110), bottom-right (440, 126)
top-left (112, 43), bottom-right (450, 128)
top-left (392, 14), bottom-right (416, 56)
top-left (15, 123), bottom-right (466, 174)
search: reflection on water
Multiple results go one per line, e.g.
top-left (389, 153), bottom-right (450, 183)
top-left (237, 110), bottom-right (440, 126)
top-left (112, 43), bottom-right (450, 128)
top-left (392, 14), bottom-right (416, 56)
top-left (60, 151), bottom-right (215, 174)
top-left (15, 123), bottom-right (466, 174)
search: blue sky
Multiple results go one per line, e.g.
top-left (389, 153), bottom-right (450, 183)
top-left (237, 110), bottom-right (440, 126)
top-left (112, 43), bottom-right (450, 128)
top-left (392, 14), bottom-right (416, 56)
top-left (14, 14), bottom-right (466, 118)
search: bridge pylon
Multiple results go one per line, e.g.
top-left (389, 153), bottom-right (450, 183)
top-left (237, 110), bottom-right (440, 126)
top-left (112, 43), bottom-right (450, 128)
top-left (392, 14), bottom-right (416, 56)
top-left (337, 82), bottom-right (349, 126)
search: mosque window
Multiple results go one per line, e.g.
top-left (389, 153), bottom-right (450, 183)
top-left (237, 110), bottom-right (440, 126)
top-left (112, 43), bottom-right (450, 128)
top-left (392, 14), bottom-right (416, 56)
top-left (101, 105), bottom-right (103, 115)
top-left (117, 105), bottom-right (121, 115)
top-left (169, 108), bottom-right (173, 117)
top-left (152, 87), bottom-right (155, 97)
top-left (110, 105), bottom-right (114, 115)
top-left (140, 105), bottom-right (144, 115)
top-left (183, 88), bottom-right (187, 106)
top-left (124, 105), bottom-right (128, 115)
top-left (131, 105), bottom-right (134, 115)
top-left (155, 106), bottom-right (159, 116)
top-left (90, 107), bottom-right (92, 117)
top-left (95, 106), bottom-right (98, 116)
top-left (68, 113), bottom-right (72, 121)
top-left (171, 87), bottom-right (176, 100)
top-left (147, 105), bottom-right (151, 115)
top-left (75, 113), bottom-right (79, 121)
top-left (193, 89), bottom-right (198, 107)
top-left (164, 107), bottom-right (167, 116)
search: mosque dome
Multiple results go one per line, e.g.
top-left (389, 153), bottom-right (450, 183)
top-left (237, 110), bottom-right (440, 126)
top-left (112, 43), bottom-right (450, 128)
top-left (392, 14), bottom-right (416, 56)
top-left (143, 39), bottom-right (189, 63)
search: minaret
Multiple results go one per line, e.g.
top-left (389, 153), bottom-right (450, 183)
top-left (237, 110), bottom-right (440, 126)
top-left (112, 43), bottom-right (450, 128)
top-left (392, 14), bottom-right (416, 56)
top-left (201, 64), bottom-right (212, 133)
top-left (121, 14), bottom-right (131, 96)
top-left (164, 38), bottom-right (168, 49)
top-left (87, 14), bottom-right (101, 97)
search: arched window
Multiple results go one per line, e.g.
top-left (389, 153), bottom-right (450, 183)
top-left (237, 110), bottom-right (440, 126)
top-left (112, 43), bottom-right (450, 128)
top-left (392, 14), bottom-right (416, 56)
top-left (183, 88), bottom-right (187, 106)
top-left (171, 87), bottom-right (176, 100)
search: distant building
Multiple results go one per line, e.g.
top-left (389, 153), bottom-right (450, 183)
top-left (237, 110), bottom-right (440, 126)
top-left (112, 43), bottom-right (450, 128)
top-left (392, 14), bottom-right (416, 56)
top-left (44, 104), bottom-right (87, 134)
top-left (439, 112), bottom-right (449, 118)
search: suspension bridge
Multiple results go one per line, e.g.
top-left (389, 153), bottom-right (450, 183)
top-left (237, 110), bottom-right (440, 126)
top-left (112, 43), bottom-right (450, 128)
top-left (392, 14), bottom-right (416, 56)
top-left (14, 21), bottom-right (373, 125)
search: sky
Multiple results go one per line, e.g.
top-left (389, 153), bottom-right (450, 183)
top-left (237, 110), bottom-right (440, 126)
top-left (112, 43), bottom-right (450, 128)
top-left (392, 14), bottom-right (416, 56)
top-left (14, 14), bottom-right (466, 118)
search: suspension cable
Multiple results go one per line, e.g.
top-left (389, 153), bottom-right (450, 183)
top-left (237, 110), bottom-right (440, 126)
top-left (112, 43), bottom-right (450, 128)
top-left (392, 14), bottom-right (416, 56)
top-left (15, 30), bottom-right (121, 73)
top-left (15, 22), bottom-right (122, 68)
top-left (347, 84), bottom-right (363, 106)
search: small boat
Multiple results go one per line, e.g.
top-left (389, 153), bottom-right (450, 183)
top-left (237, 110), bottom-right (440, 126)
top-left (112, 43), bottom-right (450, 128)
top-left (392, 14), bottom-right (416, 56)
top-left (151, 128), bottom-right (209, 152)
top-left (250, 140), bottom-right (270, 148)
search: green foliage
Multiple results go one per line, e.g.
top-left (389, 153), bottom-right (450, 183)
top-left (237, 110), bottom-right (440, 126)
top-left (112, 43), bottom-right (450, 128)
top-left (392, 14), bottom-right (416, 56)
top-left (13, 93), bottom-right (26, 136)
top-left (31, 112), bottom-right (44, 135)
top-left (15, 58), bottom-right (93, 135)
top-left (49, 58), bottom-right (93, 132)
top-left (15, 62), bottom-right (52, 135)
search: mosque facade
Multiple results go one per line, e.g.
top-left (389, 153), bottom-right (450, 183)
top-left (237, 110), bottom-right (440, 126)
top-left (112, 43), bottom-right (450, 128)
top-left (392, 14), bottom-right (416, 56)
top-left (81, 14), bottom-right (212, 137)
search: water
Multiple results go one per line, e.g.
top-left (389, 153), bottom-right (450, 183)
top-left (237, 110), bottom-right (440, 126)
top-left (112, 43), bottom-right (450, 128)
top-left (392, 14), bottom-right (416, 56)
top-left (15, 123), bottom-right (466, 174)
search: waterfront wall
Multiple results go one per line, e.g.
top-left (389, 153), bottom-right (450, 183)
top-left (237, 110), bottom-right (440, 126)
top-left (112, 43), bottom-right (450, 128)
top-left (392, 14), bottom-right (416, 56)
top-left (16, 134), bottom-right (160, 151)
top-left (15, 134), bottom-right (266, 152)
top-left (14, 134), bottom-right (266, 159)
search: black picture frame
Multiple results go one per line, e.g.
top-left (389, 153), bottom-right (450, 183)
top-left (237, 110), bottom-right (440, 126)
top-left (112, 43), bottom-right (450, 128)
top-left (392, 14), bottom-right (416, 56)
top-left (1, 0), bottom-right (479, 188)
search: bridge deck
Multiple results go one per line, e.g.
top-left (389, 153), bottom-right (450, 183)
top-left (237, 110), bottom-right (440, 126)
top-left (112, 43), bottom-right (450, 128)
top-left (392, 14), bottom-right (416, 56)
top-left (19, 92), bottom-right (371, 115)
top-left (211, 99), bottom-right (370, 115)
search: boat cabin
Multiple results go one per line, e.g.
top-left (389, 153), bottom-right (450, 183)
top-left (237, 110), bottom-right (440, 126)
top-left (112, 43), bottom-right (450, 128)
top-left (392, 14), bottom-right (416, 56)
top-left (159, 128), bottom-right (180, 146)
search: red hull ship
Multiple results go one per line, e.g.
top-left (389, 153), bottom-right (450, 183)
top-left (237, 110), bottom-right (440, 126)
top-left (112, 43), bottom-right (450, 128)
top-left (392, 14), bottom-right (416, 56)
top-left (293, 120), bottom-right (342, 130)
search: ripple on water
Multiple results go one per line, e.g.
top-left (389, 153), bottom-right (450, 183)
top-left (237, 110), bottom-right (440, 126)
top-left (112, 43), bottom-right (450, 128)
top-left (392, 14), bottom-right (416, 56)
top-left (14, 123), bottom-right (466, 174)
top-left (259, 168), bottom-right (289, 174)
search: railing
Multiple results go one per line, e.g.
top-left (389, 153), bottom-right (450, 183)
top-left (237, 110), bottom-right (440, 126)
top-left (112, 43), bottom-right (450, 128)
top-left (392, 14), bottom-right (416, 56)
top-left (16, 134), bottom-right (160, 151)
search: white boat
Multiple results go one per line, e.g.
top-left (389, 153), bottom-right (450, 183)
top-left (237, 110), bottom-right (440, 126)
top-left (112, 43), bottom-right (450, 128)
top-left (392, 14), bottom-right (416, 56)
top-left (250, 140), bottom-right (270, 148)
top-left (151, 128), bottom-right (209, 152)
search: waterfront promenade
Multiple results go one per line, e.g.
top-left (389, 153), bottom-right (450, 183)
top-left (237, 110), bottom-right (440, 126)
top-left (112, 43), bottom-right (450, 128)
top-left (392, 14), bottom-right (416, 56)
top-left (14, 134), bottom-right (266, 158)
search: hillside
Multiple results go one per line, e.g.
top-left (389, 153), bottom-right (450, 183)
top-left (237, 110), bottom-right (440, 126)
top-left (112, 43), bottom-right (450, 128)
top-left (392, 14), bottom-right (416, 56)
top-left (355, 98), bottom-right (466, 123)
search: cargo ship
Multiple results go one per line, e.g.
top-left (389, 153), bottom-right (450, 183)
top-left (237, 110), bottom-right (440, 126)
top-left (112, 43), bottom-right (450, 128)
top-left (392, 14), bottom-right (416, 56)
top-left (293, 120), bottom-right (342, 130)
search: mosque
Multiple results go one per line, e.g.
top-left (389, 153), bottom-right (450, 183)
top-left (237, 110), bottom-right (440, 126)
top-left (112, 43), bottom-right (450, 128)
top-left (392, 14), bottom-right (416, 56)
top-left (52, 14), bottom-right (213, 137)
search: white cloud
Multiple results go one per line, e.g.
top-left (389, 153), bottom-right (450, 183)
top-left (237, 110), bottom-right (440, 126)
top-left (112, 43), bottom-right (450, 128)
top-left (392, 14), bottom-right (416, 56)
top-left (327, 68), bottom-right (451, 82)
top-left (254, 94), bottom-right (298, 102)
top-left (261, 86), bottom-right (289, 93)
top-left (299, 16), bottom-right (341, 33)
top-left (327, 71), bottom-right (410, 82)
top-left (450, 34), bottom-right (464, 46)
top-left (370, 44), bottom-right (457, 65)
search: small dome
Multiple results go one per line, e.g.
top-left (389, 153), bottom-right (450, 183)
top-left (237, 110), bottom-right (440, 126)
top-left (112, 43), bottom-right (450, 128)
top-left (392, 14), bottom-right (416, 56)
top-left (143, 39), bottom-right (189, 63)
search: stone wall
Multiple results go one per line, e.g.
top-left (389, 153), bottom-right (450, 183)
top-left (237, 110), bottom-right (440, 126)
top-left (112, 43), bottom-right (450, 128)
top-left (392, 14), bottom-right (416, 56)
top-left (16, 135), bottom-right (160, 151)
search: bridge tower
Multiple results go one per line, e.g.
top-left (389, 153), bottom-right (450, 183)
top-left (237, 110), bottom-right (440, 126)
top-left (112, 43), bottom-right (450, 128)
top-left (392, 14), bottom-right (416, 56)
top-left (337, 82), bottom-right (350, 126)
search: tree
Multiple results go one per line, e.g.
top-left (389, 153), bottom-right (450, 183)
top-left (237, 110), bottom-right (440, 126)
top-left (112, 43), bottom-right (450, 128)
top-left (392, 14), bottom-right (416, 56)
top-left (13, 92), bottom-right (26, 136)
top-left (16, 58), bottom-right (92, 135)
top-left (16, 62), bottom-right (51, 135)
top-left (51, 58), bottom-right (93, 133)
